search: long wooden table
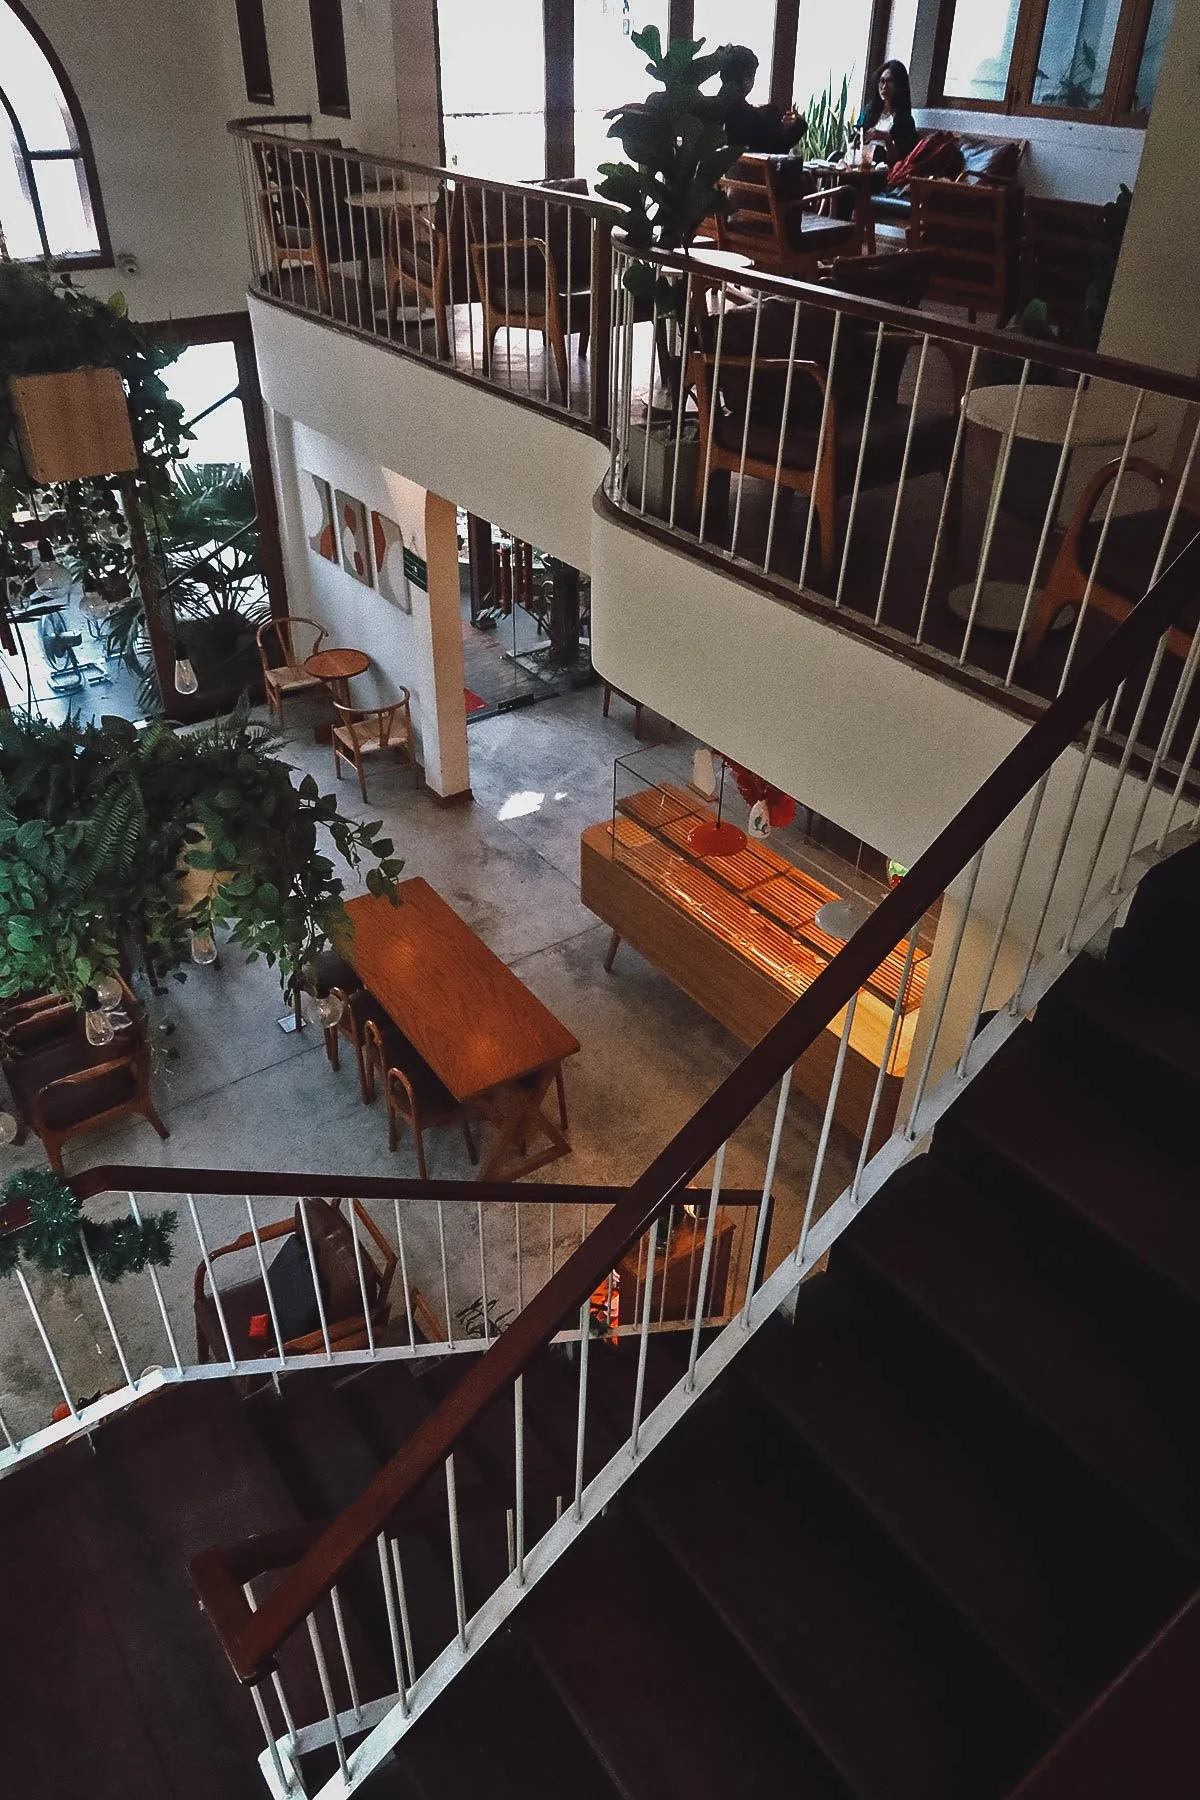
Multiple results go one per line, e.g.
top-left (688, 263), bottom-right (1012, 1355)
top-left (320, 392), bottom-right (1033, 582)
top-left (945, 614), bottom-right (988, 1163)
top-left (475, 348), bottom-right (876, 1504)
top-left (344, 882), bottom-right (580, 1180)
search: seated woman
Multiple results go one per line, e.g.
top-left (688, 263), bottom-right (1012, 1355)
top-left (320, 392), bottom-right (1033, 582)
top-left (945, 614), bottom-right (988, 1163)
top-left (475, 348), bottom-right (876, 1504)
top-left (716, 43), bottom-right (806, 154)
top-left (857, 59), bottom-right (918, 168)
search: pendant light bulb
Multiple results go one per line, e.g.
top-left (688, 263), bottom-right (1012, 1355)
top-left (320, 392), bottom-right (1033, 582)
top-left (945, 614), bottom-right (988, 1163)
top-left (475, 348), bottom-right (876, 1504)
top-left (174, 650), bottom-right (199, 696)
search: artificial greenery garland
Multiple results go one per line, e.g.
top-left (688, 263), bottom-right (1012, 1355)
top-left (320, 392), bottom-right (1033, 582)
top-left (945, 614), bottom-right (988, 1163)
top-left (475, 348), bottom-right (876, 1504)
top-left (0, 1167), bottom-right (176, 1283)
top-left (0, 706), bottom-right (404, 1007)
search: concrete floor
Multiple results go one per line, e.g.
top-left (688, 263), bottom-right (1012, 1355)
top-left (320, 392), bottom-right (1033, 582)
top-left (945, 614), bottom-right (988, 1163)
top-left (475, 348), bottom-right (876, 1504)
top-left (1, 682), bottom-right (855, 1439)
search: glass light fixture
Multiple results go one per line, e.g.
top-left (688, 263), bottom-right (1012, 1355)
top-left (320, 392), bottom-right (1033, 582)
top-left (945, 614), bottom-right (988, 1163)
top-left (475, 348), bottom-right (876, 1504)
top-left (302, 989), bottom-right (344, 1030)
top-left (93, 973), bottom-right (124, 1010)
top-left (32, 541), bottom-right (71, 599)
top-left (174, 648), bottom-right (199, 696)
top-left (814, 895), bottom-right (872, 940)
top-left (190, 930), bottom-right (218, 966)
top-left (0, 1111), bottom-right (18, 1146)
top-left (84, 1005), bottom-right (116, 1046)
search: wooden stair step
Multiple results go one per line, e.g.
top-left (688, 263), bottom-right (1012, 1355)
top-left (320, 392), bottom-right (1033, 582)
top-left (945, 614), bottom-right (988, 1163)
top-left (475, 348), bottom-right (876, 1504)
top-left (745, 1278), bottom-right (1189, 1720)
top-left (944, 1034), bottom-right (1200, 1306)
top-left (517, 1509), bottom-right (843, 1800)
top-left (1041, 951), bottom-right (1200, 1088)
top-left (633, 1382), bottom-right (1049, 1800)
top-left (845, 1159), bottom-right (1200, 1555)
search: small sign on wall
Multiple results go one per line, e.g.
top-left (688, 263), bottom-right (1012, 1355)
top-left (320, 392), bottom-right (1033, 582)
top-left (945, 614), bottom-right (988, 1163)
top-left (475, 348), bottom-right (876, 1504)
top-left (402, 547), bottom-right (428, 590)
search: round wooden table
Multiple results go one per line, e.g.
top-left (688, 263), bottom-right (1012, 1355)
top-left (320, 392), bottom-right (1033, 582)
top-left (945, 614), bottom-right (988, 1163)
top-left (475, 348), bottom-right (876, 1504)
top-left (304, 647), bottom-right (370, 743)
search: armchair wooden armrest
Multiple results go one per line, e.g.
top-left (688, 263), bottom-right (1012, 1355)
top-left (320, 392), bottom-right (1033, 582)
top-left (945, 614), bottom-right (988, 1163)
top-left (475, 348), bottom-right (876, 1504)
top-left (1061, 455), bottom-right (1171, 551)
top-left (193, 1216), bottom-right (295, 1311)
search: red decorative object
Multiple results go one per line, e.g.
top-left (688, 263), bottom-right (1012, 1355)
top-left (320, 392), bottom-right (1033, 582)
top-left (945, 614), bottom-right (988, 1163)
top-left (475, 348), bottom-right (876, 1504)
top-left (723, 759), bottom-right (797, 829)
top-left (689, 819), bottom-right (749, 856)
top-left (248, 1312), bottom-right (270, 1342)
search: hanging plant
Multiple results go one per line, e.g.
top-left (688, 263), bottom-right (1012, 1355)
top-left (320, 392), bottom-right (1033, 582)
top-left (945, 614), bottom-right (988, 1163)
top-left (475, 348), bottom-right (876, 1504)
top-left (0, 1168), bottom-right (176, 1283)
top-left (0, 705), bottom-right (404, 1009)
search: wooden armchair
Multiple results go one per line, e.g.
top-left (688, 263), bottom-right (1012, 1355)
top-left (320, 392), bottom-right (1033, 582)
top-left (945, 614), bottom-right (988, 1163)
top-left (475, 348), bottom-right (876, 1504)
top-left (5, 1032), bottom-right (168, 1174)
top-left (363, 1018), bottom-right (477, 1180)
top-left (193, 1197), bottom-right (397, 1364)
top-left (256, 616), bottom-right (328, 727)
top-left (717, 155), bottom-right (858, 277)
top-left (906, 176), bottom-right (1020, 324)
top-left (252, 142), bottom-right (331, 310)
top-left (331, 691), bottom-right (417, 801)
top-left (1018, 458), bottom-right (1200, 670)
top-left (1, 991), bottom-right (77, 1056)
top-left (467, 184), bottom-right (592, 399)
top-left (384, 182), bottom-right (462, 359)
top-left (1015, 196), bottom-right (1107, 337)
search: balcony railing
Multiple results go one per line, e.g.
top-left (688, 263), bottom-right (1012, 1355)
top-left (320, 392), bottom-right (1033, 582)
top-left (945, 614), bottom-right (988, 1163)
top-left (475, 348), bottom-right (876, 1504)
top-left (227, 118), bottom-right (613, 430)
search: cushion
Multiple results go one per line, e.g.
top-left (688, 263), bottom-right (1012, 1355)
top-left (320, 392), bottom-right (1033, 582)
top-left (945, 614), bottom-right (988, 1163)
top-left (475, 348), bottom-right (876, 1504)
top-left (957, 134), bottom-right (1023, 180)
top-left (266, 1230), bottom-right (324, 1341)
top-left (887, 130), bottom-right (962, 190)
top-left (302, 1199), bottom-right (379, 1322)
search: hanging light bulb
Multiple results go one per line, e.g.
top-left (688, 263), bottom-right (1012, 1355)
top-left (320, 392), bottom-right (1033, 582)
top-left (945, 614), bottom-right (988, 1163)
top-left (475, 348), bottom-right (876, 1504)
top-left (32, 540), bottom-right (71, 600)
top-left (190, 930), bottom-right (218, 966)
top-left (84, 1003), bottom-right (116, 1046)
top-left (174, 647), bottom-right (199, 696)
top-left (93, 973), bottom-right (124, 1010)
top-left (0, 1111), bottom-right (18, 1146)
top-left (301, 989), bottom-right (344, 1030)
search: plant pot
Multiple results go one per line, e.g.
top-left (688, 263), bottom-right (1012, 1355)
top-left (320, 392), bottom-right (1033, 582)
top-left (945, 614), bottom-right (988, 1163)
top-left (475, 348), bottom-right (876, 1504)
top-left (623, 421), bottom-right (701, 528)
top-left (8, 367), bottom-right (138, 483)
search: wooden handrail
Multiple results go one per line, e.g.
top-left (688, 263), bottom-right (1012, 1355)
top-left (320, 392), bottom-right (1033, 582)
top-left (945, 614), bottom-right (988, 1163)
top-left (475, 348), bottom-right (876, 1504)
top-left (614, 234), bottom-right (1200, 409)
top-left (192, 534), bottom-right (1200, 1684)
top-left (67, 1165), bottom-right (762, 1208)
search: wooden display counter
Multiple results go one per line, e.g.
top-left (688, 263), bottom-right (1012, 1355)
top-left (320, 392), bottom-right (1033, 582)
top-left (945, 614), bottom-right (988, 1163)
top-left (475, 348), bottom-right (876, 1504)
top-left (580, 795), bottom-right (927, 1149)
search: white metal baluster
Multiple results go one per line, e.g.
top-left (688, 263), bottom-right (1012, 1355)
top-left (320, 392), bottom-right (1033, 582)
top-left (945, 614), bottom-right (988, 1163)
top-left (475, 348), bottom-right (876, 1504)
top-left (834, 322), bottom-right (885, 608)
top-left (403, 185), bottom-right (422, 354)
top-left (959, 359), bottom-right (1031, 666)
top-left (728, 293), bottom-right (765, 562)
top-left (798, 310), bottom-right (842, 591)
top-left (547, 1201), bottom-right (556, 1277)
top-left (323, 152), bottom-right (350, 323)
top-left (1106, 419), bottom-right (1200, 731)
top-left (382, 171), bottom-right (397, 345)
top-left (875, 334), bottom-right (930, 624)
top-left (658, 1205), bottom-right (675, 1327)
top-left (297, 1200), bottom-right (333, 1360)
top-left (377, 1533), bottom-right (410, 1713)
top-left (763, 300), bottom-right (803, 575)
top-left (608, 270), bottom-right (627, 493)
top-left (630, 1217), bottom-right (660, 1457)
top-left (799, 995), bottom-right (858, 1263)
top-left (476, 1201), bottom-right (490, 1343)
top-left (437, 1200), bottom-right (454, 1346)
top-left (916, 342), bottom-right (980, 644)
top-left (638, 296), bottom-right (661, 514)
top-left (187, 1192), bottom-right (237, 1367)
top-left (129, 1190), bottom-right (182, 1372)
top-left (1057, 392), bottom-right (1147, 694)
top-left (390, 1538), bottom-right (417, 1692)
top-left (286, 145), bottom-right (310, 314)
top-left (462, 180), bottom-right (477, 373)
top-left (1149, 645), bottom-right (1200, 854)
top-left (245, 1194), bottom-right (286, 1369)
top-left (1004, 374), bottom-right (1086, 685)
top-left (959, 780), bottom-right (1050, 1075)
top-left (573, 1298), bottom-right (591, 1518)
top-left (78, 1229), bottom-right (134, 1389)
top-left (744, 1069), bottom-right (793, 1314)
top-left (513, 1374), bottom-right (526, 1585)
top-left (250, 1683), bottom-right (291, 1795)
top-left (686, 1141), bottom-right (727, 1390)
top-left (543, 196), bottom-right (553, 405)
top-left (501, 189), bottom-right (513, 389)
top-left (306, 1612), bottom-right (349, 1781)
top-left (482, 184), bottom-right (496, 386)
top-left (347, 1205), bottom-right (376, 1357)
top-left (1012, 711), bottom-right (1105, 1002)
top-left (244, 1582), bottom-right (298, 1747)
top-left (850, 935), bottom-right (919, 1204)
top-left (446, 1454), bottom-right (467, 1649)
top-left (0, 1403), bottom-right (15, 1449)
top-left (515, 1202), bottom-right (525, 1315)
top-left (393, 173), bottom-right (411, 351)
top-left (697, 288), bottom-right (729, 545)
top-left (618, 280), bottom-right (637, 502)
top-left (564, 196), bottom-right (573, 410)
top-left (15, 1267), bottom-right (78, 1419)
top-left (329, 1584), bottom-right (362, 1723)
top-left (521, 191), bottom-right (532, 396)
top-left (905, 847), bottom-right (985, 1133)
top-left (391, 1199), bottom-right (417, 1352)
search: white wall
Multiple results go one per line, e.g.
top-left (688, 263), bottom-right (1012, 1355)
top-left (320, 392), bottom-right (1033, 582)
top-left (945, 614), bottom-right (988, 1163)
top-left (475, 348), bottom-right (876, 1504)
top-left (270, 413), bottom-right (469, 796)
top-left (25, 0), bottom-right (250, 319)
top-left (915, 108), bottom-right (1143, 202)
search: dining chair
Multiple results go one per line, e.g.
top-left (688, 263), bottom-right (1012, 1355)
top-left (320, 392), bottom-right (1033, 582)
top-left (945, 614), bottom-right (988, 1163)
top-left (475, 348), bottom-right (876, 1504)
top-left (717, 155), bottom-right (858, 278)
top-left (466, 183), bottom-right (592, 399)
top-left (906, 175), bottom-right (1020, 325)
top-left (251, 142), bottom-right (332, 311)
top-left (4, 1016), bottom-right (168, 1174)
top-left (324, 984), bottom-right (393, 1103)
top-left (384, 181), bottom-right (462, 359)
top-left (363, 1018), bottom-right (477, 1180)
top-left (256, 616), bottom-right (329, 727)
top-left (193, 1196), bottom-right (397, 1369)
top-left (1017, 457), bottom-right (1200, 671)
top-left (330, 690), bottom-right (418, 801)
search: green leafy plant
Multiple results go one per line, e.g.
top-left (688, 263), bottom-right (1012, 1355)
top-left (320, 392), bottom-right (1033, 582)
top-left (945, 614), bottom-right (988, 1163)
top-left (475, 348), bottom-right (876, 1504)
top-left (0, 706), bottom-right (404, 1008)
top-left (795, 73), bottom-right (851, 162)
top-left (1038, 38), bottom-right (1098, 109)
top-left (596, 25), bottom-right (742, 307)
top-left (0, 1167), bottom-right (176, 1283)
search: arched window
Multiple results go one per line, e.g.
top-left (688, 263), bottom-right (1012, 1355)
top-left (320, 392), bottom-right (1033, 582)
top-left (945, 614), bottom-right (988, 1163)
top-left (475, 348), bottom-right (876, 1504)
top-left (0, 0), bottom-right (109, 264)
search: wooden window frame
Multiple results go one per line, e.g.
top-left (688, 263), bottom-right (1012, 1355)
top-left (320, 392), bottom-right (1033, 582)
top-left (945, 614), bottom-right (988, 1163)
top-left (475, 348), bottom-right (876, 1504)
top-left (930, 0), bottom-right (1164, 125)
top-left (308, 0), bottom-right (351, 120)
top-left (235, 0), bottom-right (274, 107)
top-left (0, 0), bottom-right (112, 268)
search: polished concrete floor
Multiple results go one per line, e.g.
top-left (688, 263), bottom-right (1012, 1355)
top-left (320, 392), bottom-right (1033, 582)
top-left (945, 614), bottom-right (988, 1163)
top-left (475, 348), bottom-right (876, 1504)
top-left (1, 683), bottom-right (856, 1438)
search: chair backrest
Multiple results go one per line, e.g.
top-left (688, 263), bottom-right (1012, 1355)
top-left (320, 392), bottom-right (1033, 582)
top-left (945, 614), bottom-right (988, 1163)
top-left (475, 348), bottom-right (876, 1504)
top-left (826, 247), bottom-right (940, 309)
top-left (296, 1197), bottom-right (396, 1324)
top-left (907, 175), bottom-right (1018, 313)
top-left (332, 689), bottom-right (410, 749)
top-left (257, 614), bottom-right (327, 676)
top-left (1017, 195), bottom-right (1106, 333)
top-left (717, 155), bottom-right (780, 262)
top-left (252, 143), bottom-right (317, 249)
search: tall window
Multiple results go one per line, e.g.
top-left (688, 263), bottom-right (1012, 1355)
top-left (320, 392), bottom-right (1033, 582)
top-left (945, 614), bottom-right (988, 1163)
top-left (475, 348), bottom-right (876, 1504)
top-left (574, 0), bottom-right (669, 180)
top-left (0, 0), bottom-right (107, 263)
top-left (792, 0), bottom-right (878, 119)
top-left (438, 0), bottom-right (546, 180)
top-left (935, 0), bottom-right (1175, 120)
top-left (308, 0), bottom-right (350, 119)
top-left (235, 0), bottom-right (274, 107)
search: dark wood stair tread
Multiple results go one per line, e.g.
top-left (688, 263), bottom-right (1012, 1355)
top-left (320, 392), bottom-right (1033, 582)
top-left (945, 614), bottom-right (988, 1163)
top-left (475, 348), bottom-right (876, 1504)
top-left (746, 1281), bottom-right (1188, 1719)
top-left (1045, 952), bottom-right (1200, 1088)
top-left (518, 1509), bottom-right (842, 1800)
top-left (634, 1383), bottom-right (1048, 1800)
top-left (845, 1159), bottom-right (1200, 1554)
top-left (947, 1033), bottom-right (1200, 1305)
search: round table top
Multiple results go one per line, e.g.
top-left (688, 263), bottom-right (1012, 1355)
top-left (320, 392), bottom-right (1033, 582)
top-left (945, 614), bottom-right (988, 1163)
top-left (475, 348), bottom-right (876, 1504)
top-left (345, 183), bottom-right (439, 211)
top-left (686, 247), bottom-right (755, 272)
top-left (963, 382), bottom-right (1157, 447)
top-left (305, 647), bottom-right (370, 681)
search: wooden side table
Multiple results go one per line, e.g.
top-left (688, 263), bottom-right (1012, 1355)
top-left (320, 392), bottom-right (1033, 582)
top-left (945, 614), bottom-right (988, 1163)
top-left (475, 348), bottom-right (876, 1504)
top-left (304, 647), bottom-right (370, 744)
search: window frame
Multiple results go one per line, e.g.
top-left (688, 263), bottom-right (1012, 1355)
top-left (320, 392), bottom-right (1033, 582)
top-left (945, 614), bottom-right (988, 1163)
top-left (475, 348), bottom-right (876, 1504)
top-left (0, 0), bottom-right (111, 269)
top-left (308, 0), bottom-right (351, 120)
top-left (930, 0), bottom-right (1164, 124)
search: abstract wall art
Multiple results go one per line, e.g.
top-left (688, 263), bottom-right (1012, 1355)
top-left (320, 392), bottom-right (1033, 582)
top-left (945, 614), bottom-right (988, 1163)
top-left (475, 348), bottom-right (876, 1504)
top-left (335, 489), bottom-right (371, 586)
top-left (300, 470), bottom-right (336, 561)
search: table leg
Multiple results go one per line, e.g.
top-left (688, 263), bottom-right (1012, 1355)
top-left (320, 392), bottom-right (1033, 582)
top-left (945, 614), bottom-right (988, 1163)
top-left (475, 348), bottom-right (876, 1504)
top-left (475, 1064), bottom-right (572, 1182)
top-left (314, 675), bottom-right (348, 748)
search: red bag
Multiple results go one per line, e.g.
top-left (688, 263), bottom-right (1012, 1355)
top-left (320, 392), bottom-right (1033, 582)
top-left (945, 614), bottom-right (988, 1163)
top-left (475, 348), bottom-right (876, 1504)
top-left (886, 129), bottom-right (963, 190)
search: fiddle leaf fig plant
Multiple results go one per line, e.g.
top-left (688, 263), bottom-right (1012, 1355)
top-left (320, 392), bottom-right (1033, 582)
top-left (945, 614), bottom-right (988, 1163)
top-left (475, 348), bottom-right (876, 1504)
top-left (597, 25), bottom-right (742, 307)
top-left (0, 705), bottom-right (403, 1009)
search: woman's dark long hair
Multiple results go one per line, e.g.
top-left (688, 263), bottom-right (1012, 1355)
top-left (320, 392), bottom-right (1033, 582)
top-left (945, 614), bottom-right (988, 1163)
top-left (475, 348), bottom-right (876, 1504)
top-left (862, 59), bottom-right (913, 128)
